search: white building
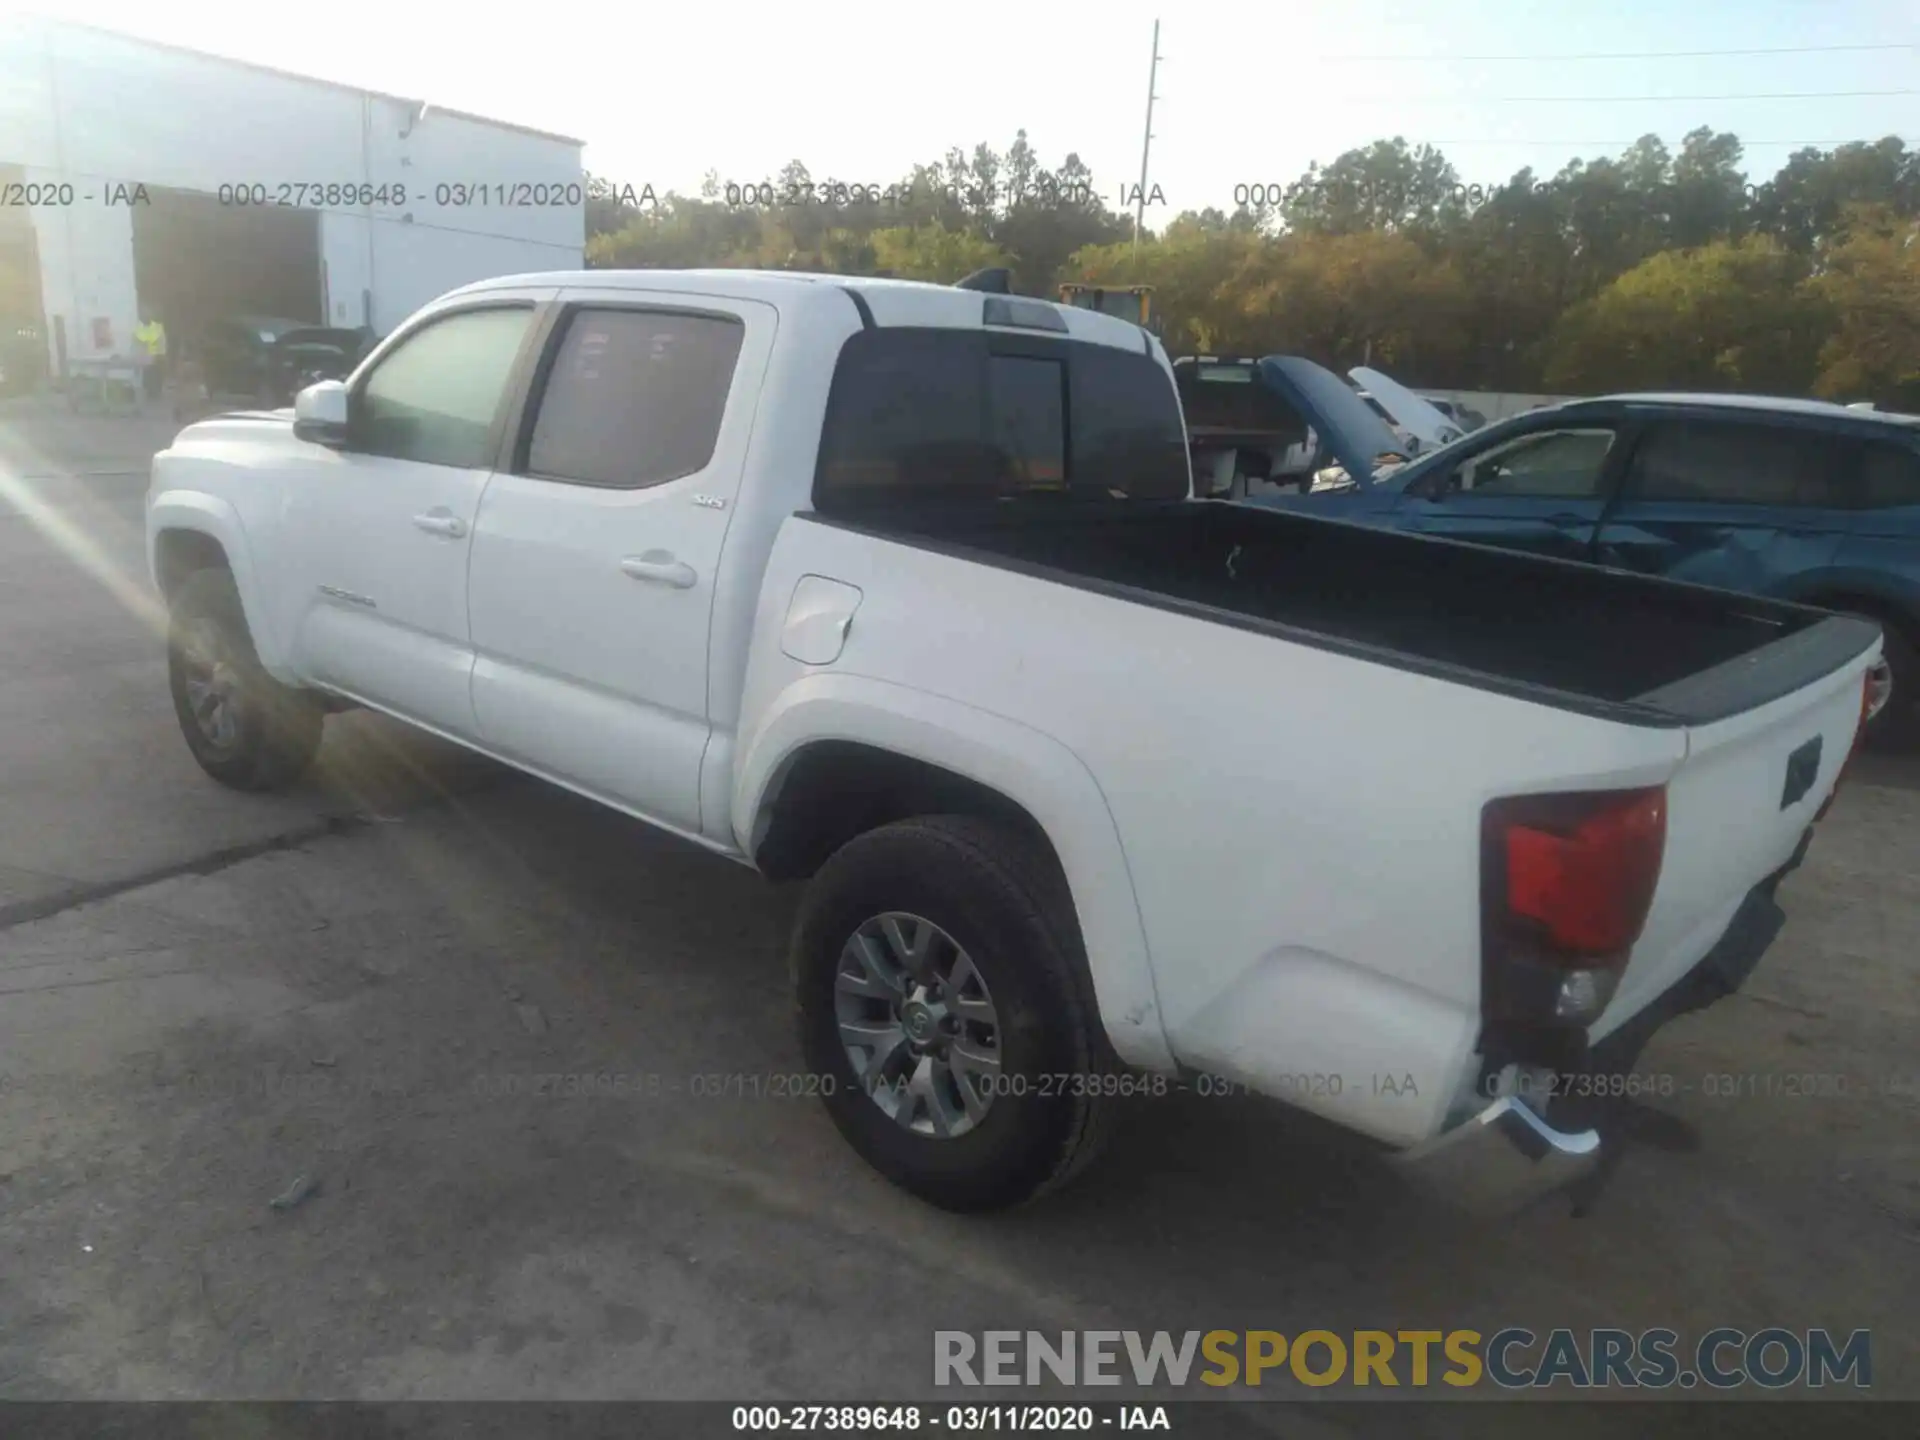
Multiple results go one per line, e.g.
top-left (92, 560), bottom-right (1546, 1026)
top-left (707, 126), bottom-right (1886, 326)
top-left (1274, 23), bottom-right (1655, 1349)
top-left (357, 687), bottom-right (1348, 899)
top-left (0, 17), bottom-right (584, 377)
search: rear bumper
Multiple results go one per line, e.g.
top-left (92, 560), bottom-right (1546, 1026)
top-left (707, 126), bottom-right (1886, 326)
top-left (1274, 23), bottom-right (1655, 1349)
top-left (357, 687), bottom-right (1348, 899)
top-left (1392, 1093), bottom-right (1602, 1216)
top-left (1394, 839), bottom-right (1802, 1218)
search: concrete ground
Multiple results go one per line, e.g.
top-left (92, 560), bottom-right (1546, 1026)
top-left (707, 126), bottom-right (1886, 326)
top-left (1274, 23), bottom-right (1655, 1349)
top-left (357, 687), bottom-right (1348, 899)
top-left (0, 417), bottom-right (1915, 1433)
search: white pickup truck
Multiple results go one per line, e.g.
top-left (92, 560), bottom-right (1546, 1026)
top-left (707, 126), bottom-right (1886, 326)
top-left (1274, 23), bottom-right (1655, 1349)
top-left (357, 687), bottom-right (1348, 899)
top-left (146, 269), bottom-right (1884, 1215)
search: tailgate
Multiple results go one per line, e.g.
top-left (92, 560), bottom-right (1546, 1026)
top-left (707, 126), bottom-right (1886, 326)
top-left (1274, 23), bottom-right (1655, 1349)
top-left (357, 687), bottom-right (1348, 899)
top-left (1594, 639), bottom-right (1877, 1038)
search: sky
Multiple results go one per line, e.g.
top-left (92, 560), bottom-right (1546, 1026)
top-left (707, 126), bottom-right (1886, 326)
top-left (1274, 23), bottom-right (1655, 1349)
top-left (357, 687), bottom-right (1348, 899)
top-left (8, 0), bottom-right (1920, 222)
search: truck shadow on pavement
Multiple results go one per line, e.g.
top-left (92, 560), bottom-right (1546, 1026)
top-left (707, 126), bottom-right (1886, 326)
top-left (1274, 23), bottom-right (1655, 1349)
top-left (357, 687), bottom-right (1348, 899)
top-left (4, 716), bottom-right (1914, 1410)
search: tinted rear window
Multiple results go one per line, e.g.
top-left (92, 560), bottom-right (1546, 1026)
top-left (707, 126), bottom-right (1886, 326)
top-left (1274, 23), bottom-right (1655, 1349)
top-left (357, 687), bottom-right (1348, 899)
top-left (815, 327), bottom-right (1188, 507)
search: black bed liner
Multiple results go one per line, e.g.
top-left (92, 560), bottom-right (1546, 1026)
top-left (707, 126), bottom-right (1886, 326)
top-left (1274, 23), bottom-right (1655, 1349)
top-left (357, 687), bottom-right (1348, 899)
top-left (805, 498), bottom-right (1877, 728)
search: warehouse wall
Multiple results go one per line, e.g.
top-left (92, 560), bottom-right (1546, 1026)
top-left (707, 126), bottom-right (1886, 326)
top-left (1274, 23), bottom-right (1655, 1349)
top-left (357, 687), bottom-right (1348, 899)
top-left (0, 15), bottom-right (583, 370)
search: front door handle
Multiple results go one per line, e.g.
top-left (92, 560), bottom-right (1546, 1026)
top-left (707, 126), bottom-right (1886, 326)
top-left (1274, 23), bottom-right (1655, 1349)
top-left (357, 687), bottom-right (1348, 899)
top-left (620, 551), bottom-right (697, 589)
top-left (412, 510), bottom-right (468, 539)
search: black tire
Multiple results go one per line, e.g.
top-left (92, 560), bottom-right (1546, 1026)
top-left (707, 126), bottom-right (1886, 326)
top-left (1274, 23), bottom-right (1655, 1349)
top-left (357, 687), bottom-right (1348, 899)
top-left (167, 567), bottom-right (323, 791)
top-left (793, 815), bottom-right (1115, 1212)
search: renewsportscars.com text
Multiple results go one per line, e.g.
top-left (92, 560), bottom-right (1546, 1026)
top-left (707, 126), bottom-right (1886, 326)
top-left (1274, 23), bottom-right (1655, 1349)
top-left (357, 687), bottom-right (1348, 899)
top-left (933, 1329), bottom-right (1871, 1391)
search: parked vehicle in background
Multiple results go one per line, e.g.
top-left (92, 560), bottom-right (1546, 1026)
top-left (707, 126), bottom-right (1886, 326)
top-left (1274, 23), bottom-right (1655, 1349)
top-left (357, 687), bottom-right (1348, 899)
top-left (1175, 356), bottom-right (1447, 497)
top-left (194, 315), bottom-right (375, 408)
top-left (146, 272), bottom-right (1882, 1216)
top-left (1250, 390), bottom-right (1918, 741)
top-left (1352, 366), bottom-right (1466, 454)
top-left (1356, 391), bottom-right (1414, 451)
top-left (1173, 354), bottom-right (1321, 497)
top-left (1058, 281), bottom-right (1155, 330)
top-left (1423, 395), bottom-right (1489, 432)
top-left (1182, 360), bottom-right (1470, 500)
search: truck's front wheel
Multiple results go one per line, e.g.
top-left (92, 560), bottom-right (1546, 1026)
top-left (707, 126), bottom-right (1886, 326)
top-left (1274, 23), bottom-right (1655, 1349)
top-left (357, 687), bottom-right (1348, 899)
top-left (793, 815), bottom-right (1113, 1212)
top-left (167, 567), bottom-right (324, 791)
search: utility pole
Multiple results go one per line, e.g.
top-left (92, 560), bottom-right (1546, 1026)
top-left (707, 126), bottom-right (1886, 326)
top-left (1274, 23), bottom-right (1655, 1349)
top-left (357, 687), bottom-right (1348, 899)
top-left (1133, 18), bottom-right (1162, 272)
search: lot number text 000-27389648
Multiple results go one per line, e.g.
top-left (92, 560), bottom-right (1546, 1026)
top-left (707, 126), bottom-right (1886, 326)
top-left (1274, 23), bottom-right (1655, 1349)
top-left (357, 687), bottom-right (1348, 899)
top-left (211, 181), bottom-right (661, 209)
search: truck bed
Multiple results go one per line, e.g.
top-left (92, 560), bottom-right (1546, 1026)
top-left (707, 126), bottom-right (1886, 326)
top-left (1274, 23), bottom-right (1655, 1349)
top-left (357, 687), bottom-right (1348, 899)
top-left (816, 498), bottom-right (1878, 726)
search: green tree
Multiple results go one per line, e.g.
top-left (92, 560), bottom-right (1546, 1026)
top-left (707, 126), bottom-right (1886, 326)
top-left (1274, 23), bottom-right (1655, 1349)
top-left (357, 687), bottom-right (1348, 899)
top-left (1445, 169), bottom-right (1578, 387)
top-left (1279, 138), bottom-right (1463, 235)
top-left (1544, 236), bottom-right (1829, 394)
top-left (1067, 228), bottom-right (1269, 354)
top-left (582, 125), bottom-right (1920, 399)
top-left (869, 225), bottom-right (1008, 282)
top-left (1667, 128), bottom-right (1749, 249)
top-left (1807, 204), bottom-right (1920, 409)
top-left (1751, 138), bottom-right (1920, 253)
top-left (585, 172), bottom-right (648, 241)
top-left (1552, 141), bottom-right (1672, 298)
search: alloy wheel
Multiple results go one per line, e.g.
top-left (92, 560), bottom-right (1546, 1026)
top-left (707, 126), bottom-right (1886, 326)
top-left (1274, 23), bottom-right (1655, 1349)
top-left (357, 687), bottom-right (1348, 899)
top-left (178, 618), bottom-right (244, 752)
top-left (834, 911), bottom-right (1002, 1138)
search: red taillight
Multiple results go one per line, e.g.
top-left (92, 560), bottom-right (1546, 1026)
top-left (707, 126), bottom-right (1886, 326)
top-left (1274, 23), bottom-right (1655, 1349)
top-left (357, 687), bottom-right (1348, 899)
top-left (1480, 787), bottom-right (1669, 1037)
top-left (1503, 788), bottom-right (1667, 958)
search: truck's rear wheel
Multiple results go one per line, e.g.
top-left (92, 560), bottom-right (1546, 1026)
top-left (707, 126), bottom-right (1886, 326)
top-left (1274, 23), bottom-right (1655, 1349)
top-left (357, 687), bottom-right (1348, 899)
top-left (167, 567), bottom-right (323, 791)
top-left (793, 815), bottom-right (1113, 1212)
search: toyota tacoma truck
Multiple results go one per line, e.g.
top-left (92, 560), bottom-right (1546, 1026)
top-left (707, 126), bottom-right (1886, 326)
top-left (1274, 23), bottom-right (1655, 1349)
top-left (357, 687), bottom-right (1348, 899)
top-left (146, 269), bottom-right (1884, 1216)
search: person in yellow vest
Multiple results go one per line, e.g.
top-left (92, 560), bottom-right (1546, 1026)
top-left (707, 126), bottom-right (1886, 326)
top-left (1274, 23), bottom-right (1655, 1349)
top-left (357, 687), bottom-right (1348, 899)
top-left (134, 308), bottom-right (168, 401)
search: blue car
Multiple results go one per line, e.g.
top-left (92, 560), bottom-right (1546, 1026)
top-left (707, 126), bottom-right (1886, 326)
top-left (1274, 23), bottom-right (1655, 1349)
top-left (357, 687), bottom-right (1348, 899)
top-left (1236, 359), bottom-right (1920, 740)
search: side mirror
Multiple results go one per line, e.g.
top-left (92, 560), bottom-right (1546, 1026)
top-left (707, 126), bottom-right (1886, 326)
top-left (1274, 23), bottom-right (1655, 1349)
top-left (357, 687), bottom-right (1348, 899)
top-left (292, 380), bottom-right (350, 447)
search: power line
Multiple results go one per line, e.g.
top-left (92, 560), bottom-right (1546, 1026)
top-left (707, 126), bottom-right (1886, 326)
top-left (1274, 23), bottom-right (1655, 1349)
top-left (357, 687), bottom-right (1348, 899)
top-left (1311, 42), bottom-right (1918, 62)
top-left (1388, 89), bottom-right (1920, 104)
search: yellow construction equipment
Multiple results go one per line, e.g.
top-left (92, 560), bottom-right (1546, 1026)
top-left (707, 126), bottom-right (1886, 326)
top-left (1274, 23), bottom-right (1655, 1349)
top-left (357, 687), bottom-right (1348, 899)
top-left (1058, 283), bottom-right (1154, 329)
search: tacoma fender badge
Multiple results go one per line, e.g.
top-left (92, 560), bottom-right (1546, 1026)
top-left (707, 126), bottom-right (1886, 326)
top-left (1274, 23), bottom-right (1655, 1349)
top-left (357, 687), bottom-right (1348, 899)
top-left (318, 585), bottom-right (377, 609)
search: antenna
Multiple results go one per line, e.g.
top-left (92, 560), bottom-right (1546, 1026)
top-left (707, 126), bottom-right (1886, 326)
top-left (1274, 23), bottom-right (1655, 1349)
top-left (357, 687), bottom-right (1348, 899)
top-left (1133, 19), bottom-right (1163, 272)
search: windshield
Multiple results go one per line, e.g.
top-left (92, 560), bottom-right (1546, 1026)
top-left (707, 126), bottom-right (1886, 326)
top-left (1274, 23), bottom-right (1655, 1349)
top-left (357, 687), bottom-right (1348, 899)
top-left (1374, 410), bottom-right (1543, 490)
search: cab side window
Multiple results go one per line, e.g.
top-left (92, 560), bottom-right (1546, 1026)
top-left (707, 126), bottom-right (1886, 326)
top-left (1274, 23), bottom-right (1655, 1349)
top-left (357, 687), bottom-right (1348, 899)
top-left (354, 306), bottom-right (535, 468)
top-left (524, 308), bottom-right (746, 488)
top-left (1439, 427), bottom-right (1618, 498)
top-left (1857, 440), bottom-right (1920, 508)
top-left (1625, 419), bottom-right (1841, 505)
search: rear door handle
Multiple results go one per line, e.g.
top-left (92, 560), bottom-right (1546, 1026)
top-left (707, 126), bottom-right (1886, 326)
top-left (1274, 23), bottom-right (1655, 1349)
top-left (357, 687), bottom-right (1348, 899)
top-left (620, 551), bottom-right (697, 589)
top-left (412, 510), bottom-right (468, 539)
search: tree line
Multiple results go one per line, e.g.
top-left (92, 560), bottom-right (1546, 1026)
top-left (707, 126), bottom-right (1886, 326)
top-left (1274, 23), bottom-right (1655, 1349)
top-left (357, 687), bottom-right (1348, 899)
top-left (587, 129), bottom-right (1920, 408)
